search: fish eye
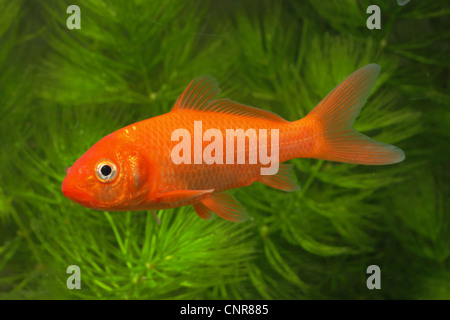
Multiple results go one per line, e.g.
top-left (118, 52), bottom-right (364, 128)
top-left (96, 160), bottom-right (118, 182)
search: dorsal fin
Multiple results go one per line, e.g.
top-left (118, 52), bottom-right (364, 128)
top-left (201, 99), bottom-right (288, 122)
top-left (172, 76), bottom-right (221, 111)
top-left (172, 76), bottom-right (288, 123)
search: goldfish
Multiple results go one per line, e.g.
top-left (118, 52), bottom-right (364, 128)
top-left (62, 64), bottom-right (405, 222)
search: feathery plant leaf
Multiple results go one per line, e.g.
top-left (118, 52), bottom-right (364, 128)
top-left (0, 0), bottom-right (448, 300)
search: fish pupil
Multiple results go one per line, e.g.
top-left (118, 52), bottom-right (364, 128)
top-left (101, 165), bottom-right (112, 176)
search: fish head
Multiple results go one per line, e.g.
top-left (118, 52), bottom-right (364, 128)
top-left (62, 132), bottom-right (153, 210)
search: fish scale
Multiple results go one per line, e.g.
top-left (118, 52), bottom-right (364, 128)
top-left (136, 110), bottom-right (294, 192)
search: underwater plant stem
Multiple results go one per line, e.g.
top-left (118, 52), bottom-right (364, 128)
top-left (10, 208), bottom-right (43, 264)
top-left (9, 271), bottom-right (34, 295)
top-left (123, 212), bottom-right (132, 257)
top-left (248, 265), bottom-right (273, 299)
top-left (263, 237), bottom-right (307, 289)
top-left (299, 160), bottom-right (324, 197)
top-left (141, 211), bottom-right (154, 258)
top-left (103, 212), bottom-right (132, 269)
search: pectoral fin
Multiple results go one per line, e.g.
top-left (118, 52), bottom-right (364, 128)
top-left (154, 189), bottom-right (214, 203)
top-left (199, 192), bottom-right (248, 222)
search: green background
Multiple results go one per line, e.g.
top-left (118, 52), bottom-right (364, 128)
top-left (0, 0), bottom-right (449, 299)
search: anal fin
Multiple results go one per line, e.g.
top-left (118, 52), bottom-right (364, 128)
top-left (193, 202), bottom-right (215, 220)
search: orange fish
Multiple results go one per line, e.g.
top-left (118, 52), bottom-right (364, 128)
top-left (62, 64), bottom-right (405, 222)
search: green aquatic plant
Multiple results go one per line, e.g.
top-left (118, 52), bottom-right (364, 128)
top-left (0, 0), bottom-right (448, 300)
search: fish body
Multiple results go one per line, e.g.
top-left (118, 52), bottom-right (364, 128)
top-left (62, 64), bottom-right (405, 222)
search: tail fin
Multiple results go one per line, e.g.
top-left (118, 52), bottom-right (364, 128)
top-left (305, 64), bottom-right (405, 165)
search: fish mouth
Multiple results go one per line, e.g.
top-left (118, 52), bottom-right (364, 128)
top-left (62, 177), bottom-right (95, 207)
